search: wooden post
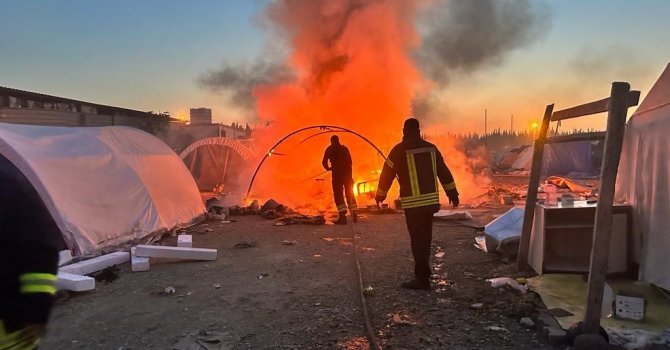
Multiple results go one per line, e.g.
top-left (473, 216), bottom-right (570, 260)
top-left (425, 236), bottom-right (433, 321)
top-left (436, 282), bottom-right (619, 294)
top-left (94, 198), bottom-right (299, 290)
top-left (517, 104), bottom-right (554, 270)
top-left (582, 82), bottom-right (631, 334)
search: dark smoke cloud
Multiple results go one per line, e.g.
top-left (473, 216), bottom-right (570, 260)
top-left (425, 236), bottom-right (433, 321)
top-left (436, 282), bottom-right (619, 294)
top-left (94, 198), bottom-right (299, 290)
top-left (416, 0), bottom-right (550, 84)
top-left (197, 61), bottom-right (294, 115)
top-left (412, 0), bottom-right (550, 119)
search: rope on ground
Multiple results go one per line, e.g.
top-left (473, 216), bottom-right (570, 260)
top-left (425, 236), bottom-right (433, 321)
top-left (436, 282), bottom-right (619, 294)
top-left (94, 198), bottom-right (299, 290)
top-left (349, 216), bottom-right (380, 350)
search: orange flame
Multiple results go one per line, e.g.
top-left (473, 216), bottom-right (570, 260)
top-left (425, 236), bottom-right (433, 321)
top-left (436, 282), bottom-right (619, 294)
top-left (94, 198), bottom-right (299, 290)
top-left (247, 1), bottom-right (487, 209)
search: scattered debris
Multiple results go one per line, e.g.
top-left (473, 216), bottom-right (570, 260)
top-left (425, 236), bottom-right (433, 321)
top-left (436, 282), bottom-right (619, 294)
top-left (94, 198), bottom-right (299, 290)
top-left (165, 286), bottom-right (176, 295)
top-left (172, 329), bottom-right (240, 350)
top-left (481, 207), bottom-right (524, 254)
top-left (256, 274), bottom-right (269, 280)
top-left (363, 286), bottom-right (374, 296)
top-left (486, 277), bottom-right (528, 294)
top-left (433, 210), bottom-right (474, 220)
top-left (91, 266), bottom-right (120, 283)
top-left (213, 284), bottom-right (221, 289)
top-left (390, 313), bottom-right (414, 326)
top-left (486, 326), bottom-right (508, 332)
top-left (434, 252), bottom-right (445, 259)
top-left (519, 317), bottom-right (535, 329)
top-left (281, 240), bottom-right (297, 245)
top-left (470, 303), bottom-right (484, 310)
top-left (274, 214), bottom-right (326, 226)
top-left (233, 241), bottom-right (257, 249)
top-left (541, 308), bottom-right (574, 317)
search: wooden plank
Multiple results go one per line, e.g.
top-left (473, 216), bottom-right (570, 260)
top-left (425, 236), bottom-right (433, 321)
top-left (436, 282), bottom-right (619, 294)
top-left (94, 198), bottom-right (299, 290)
top-left (583, 82), bottom-right (631, 334)
top-left (551, 90), bottom-right (640, 121)
top-left (517, 104), bottom-right (554, 270)
top-left (545, 132), bottom-right (606, 144)
top-left (134, 245), bottom-right (217, 261)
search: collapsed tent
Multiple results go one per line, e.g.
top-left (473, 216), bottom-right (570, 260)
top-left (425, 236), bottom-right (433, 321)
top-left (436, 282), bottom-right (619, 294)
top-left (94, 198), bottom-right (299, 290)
top-left (616, 63), bottom-right (670, 291)
top-left (0, 124), bottom-right (205, 255)
top-left (495, 141), bottom-right (597, 176)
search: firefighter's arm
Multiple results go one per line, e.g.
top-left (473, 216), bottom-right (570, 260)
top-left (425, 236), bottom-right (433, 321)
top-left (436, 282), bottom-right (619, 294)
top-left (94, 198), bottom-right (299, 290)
top-left (321, 148), bottom-right (331, 171)
top-left (435, 149), bottom-right (459, 207)
top-left (375, 148), bottom-right (398, 204)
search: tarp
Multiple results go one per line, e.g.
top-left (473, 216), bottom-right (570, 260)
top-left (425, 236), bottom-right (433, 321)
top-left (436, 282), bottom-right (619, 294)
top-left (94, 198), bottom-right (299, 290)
top-left (616, 63), bottom-right (670, 290)
top-left (0, 124), bottom-right (205, 255)
top-left (498, 142), bottom-right (596, 176)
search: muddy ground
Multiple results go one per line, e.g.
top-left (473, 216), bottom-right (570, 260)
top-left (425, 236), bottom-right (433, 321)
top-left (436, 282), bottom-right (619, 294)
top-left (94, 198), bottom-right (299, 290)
top-left (42, 182), bottom-right (555, 349)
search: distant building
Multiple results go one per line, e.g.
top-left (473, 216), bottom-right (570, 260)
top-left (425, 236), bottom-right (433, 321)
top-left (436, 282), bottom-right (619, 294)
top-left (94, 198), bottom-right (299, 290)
top-left (189, 108), bottom-right (212, 125)
top-left (0, 86), bottom-right (173, 136)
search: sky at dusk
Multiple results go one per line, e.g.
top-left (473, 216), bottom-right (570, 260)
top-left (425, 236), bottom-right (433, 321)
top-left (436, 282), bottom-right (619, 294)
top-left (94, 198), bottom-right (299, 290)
top-left (2, 0), bottom-right (669, 134)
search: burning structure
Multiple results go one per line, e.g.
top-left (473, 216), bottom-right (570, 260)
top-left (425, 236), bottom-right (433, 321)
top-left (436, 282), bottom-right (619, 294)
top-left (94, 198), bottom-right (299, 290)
top-left (199, 0), bottom-right (549, 210)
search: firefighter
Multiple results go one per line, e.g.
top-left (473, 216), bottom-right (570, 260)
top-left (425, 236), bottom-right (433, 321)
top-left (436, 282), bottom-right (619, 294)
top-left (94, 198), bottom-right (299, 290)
top-left (322, 135), bottom-right (358, 225)
top-left (375, 118), bottom-right (459, 290)
top-left (1, 154), bottom-right (63, 349)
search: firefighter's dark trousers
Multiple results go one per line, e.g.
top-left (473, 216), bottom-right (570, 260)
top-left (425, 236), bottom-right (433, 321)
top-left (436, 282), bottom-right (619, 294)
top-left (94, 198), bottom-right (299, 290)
top-left (332, 178), bottom-right (357, 213)
top-left (404, 206), bottom-right (435, 284)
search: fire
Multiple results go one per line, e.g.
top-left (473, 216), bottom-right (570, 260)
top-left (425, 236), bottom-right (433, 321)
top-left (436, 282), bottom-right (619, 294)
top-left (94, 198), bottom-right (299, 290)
top-left (246, 1), bottom-right (488, 209)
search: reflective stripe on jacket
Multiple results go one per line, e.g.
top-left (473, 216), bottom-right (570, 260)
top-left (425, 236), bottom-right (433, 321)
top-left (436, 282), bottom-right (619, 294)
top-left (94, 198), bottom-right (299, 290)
top-left (376, 135), bottom-right (457, 209)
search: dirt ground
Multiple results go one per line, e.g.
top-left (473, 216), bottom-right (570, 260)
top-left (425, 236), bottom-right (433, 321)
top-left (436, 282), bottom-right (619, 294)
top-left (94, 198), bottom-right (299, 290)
top-left (42, 180), bottom-right (555, 349)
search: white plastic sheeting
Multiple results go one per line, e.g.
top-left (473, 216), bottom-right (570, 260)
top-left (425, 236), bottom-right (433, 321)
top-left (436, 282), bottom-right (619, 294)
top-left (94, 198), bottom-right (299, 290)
top-left (482, 207), bottom-right (524, 253)
top-left (0, 124), bottom-right (205, 255)
top-left (616, 63), bottom-right (670, 290)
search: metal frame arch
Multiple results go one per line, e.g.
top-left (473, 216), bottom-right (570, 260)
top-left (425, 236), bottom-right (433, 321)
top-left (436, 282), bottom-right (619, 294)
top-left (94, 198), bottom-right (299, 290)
top-left (245, 125), bottom-right (389, 201)
top-left (179, 137), bottom-right (256, 161)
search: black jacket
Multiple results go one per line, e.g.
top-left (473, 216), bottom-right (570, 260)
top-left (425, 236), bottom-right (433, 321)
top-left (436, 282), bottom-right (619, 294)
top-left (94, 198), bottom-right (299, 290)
top-left (0, 155), bottom-right (63, 333)
top-left (376, 132), bottom-right (458, 209)
top-left (322, 144), bottom-right (353, 182)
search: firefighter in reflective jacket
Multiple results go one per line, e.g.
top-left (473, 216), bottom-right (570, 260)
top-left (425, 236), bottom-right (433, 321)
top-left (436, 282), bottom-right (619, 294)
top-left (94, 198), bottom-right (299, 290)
top-left (322, 135), bottom-right (358, 225)
top-left (375, 118), bottom-right (459, 290)
top-left (1, 155), bottom-right (63, 349)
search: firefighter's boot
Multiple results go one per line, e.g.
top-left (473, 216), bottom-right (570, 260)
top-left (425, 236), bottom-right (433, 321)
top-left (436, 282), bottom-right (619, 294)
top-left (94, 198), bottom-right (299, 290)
top-left (333, 212), bottom-right (348, 225)
top-left (352, 210), bottom-right (358, 223)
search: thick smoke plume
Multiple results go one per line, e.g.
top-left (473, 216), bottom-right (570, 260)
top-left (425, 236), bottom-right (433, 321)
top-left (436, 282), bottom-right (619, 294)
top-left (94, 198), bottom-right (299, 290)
top-left (199, 0), bottom-right (551, 208)
top-left (198, 61), bottom-right (294, 115)
top-left (412, 0), bottom-right (550, 119)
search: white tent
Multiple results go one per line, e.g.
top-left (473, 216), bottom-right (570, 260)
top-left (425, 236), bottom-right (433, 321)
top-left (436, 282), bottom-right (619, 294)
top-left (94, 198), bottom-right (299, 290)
top-left (616, 63), bottom-right (670, 290)
top-left (0, 124), bottom-right (205, 255)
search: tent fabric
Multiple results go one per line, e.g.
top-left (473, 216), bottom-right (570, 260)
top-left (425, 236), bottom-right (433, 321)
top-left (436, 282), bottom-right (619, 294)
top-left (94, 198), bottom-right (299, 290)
top-left (616, 63), bottom-right (670, 290)
top-left (502, 141), bottom-right (595, 176)
top-left (0, 124), bottom-right (205, 255)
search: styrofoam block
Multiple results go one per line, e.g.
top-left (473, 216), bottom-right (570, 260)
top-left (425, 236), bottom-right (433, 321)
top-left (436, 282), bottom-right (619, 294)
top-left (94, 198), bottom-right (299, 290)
top-left (177, 235), bottom-right (193, 248)
top-left (59, 251), bottom-right (130, 275)
top-left (134, 245), bottom-right (217, 261)
top-left (56, 272), bottom-right (95, 292)
top-left (130, 247), bottom-right (150, 272)
top-left (58, 250), bottom-right (73, 266)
